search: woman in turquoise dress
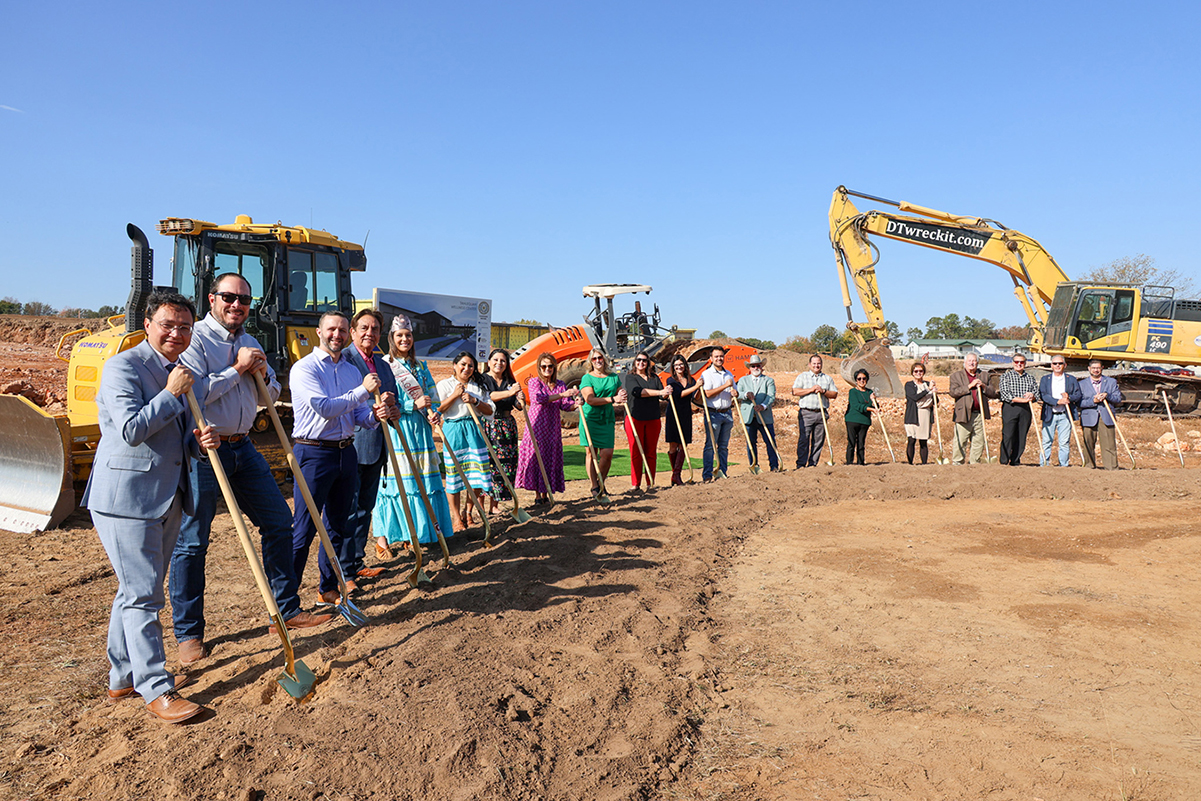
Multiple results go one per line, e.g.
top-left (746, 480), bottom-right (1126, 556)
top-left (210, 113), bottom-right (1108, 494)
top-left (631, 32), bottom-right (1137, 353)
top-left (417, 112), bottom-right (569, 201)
top-left (579, 347), bottom-right (627, 497)
top-left (372, 314), bottom-right (455, 556)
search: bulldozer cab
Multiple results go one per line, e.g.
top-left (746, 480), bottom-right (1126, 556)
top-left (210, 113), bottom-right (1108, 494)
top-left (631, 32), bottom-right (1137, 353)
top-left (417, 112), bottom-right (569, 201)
top-left (162, 217), bottom-right (364, 374)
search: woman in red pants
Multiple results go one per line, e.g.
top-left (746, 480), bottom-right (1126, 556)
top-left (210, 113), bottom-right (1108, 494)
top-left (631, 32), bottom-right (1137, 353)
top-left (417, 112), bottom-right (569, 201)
top-left (622, 351), bottom-right (671, 490)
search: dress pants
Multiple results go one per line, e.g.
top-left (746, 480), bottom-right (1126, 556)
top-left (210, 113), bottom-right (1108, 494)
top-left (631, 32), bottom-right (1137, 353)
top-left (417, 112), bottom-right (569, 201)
top-left (624, 416), bottom-right (661, 485)
top-left (999, 402), bottom-right (1032, 465)
top-left (344, 447), bottom-right (386, 576)
top-left (845, 421), bottom-right (869, 464)
top-left (1082, 423), bottom-right (1118, 469)
top-left (952, 412), bottom-right (987, 464)
top-left (702, 409), bottom-right (732, 480)
top-left (172, 438), bottom-right (300, 642)
top-left (292, 442), bottom-right (357, 594)
top-left (93, 494), bottom-right (184, 702)
top-left (797, 408), bottom-right (826, 467)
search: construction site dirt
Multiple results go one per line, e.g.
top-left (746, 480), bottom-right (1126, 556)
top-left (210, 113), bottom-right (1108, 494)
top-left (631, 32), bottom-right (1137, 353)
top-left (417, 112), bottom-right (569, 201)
top-left (2, 323), bottom-right (1201, 800)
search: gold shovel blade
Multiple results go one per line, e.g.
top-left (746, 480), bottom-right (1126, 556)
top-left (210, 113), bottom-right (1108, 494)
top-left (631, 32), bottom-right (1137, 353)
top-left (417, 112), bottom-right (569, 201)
top-left (277, 659), bottom-right (318, 700)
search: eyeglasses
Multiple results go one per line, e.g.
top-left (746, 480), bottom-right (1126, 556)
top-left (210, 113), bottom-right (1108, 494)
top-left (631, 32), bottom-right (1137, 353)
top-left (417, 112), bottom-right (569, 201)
top-left (214, 291), bottom-right (253, 306)
top-left (150, 320), bottom-right (192, 335)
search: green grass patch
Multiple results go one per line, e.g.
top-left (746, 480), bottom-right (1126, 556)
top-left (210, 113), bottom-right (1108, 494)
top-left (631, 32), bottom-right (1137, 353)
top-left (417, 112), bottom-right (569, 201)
top-left (562, 444), bottom-right (722, 482)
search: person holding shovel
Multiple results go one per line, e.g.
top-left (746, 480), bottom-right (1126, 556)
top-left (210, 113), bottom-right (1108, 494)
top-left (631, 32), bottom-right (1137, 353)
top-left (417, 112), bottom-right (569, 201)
top-left (622, 351), bottom-right (670, 490)
top-left (436, 352), bottom-right (494, 531)
top-left (737, 354), bottom-right (778, 471)
top-left (515, 352), bottom-right (580, 503)
top-left (664, 353), bottom-right (701, 485)
top-left (903, 362), bottom-right (936, 465)
top-left (580, 348), bottom-right (627, 498)
top-left (948, 353), bottom-right (999, 464)
top-left (85, 291), bottom-right (218, 723)
top-left (791, 355), bottom-right (838, 468)
top-left (480, 348), bottom-right (524, 513)
top-left (289, 312), bottom-right (391, 605)
top-left (173, 274), bottom-right (331, 669)
top-left (1077, 359), bottom-right (1122, 470)
top-left (374, 314), bottom-right (455, 552)
top-left (1037, 356), bottom-right (1081, 467)
top-left (998, 352), bottom-right (1038, 466)
top-left (701, 346), bottom-right (736, 481)
top-left (845, 368), bottom-right (874, 465)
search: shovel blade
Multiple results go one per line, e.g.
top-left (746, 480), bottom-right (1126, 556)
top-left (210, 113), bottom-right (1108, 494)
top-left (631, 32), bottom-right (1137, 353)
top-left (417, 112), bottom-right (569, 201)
top-left (277, 659), bottom-right (318, 700)
top-left (508, 507), bottom-right (533, 524)
top-left (749, 465), bottom-right (761, 475)
top-left (336, 599), bottom-right (368, 627)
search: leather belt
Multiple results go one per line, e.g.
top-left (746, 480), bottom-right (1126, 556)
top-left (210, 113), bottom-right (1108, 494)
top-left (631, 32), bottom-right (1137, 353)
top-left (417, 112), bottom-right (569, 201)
top-left (295, 437), bottom-right (354, 449)
top-left (219, 433), bottom-right (248, 443)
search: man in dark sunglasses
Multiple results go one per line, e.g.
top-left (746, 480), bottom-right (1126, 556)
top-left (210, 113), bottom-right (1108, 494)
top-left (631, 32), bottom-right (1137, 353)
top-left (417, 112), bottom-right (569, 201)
top-left (172, 273), bottom-right (330, 667)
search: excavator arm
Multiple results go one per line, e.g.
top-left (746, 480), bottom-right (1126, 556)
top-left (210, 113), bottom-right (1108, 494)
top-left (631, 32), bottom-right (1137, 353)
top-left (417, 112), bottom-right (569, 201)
top-left (829, 186), bottom-right (1071, 352)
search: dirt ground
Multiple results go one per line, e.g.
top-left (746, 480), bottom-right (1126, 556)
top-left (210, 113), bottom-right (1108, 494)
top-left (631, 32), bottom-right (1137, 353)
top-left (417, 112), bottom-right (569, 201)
top-left (3, 326), bottom-right (1201, 800)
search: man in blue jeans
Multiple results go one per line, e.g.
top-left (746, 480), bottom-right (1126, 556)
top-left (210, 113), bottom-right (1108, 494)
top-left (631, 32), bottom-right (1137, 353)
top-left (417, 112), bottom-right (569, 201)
top-left (1038, 355), bottom-right (1082, 466)
top-left (701, 347), bottom-right (735, 481)
top-left (172, 274), bottom-right (330, 666)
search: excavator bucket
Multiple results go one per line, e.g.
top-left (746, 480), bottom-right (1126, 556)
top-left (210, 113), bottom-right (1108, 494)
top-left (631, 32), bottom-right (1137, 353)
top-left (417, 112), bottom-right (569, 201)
top-left (0, 395), bottom-right (75, 534)
top-left (839, 338), bottom-right (903, 399)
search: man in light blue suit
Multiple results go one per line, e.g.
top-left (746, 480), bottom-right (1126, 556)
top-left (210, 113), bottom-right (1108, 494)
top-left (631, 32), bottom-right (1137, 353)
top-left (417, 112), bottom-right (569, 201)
top-left (341, 308), bottom-right (399, 582)
top-left (1077, 359), bottom-right (1123, 470)
top-left (82, 291), bottom-right (218, 724)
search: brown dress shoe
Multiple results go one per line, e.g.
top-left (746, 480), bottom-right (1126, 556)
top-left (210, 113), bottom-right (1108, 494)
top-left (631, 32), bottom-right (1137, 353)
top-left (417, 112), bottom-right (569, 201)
top-left (285, 610), bottom-right (333, 629)
top-left (178, 639), bottom-right (208, 666)
top-left (108, 674), bottom-right (191, 701)
top-left (356, 566), bottom-right (385, 579)
top-left (146, 691), bottom-right (204, 724)
top-left (316, 589), bottom-right (341, 605)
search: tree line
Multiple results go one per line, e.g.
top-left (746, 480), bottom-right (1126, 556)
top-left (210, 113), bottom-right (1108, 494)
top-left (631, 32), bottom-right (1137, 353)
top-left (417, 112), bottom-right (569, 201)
top-left (1, 297), bottom-right (124, 318)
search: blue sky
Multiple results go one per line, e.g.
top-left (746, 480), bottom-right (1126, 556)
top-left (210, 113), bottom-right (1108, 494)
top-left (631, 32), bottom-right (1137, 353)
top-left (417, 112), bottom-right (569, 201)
top-left (3, 1), bottom-right (1199, 345)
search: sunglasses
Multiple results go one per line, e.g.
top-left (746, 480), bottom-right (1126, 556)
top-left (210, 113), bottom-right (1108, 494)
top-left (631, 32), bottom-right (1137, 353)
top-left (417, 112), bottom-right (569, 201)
top-left (539, 364), bottom-right (554, 370)
top-left (215, 291), bottom-right (253, 306)
top-left (1052, 361), bottom-right (1065, 366)
top-left (591, 356), bottom-right (605, 362)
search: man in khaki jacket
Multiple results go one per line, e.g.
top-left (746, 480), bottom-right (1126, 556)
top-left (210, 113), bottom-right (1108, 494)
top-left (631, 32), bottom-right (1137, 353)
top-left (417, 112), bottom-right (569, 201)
top-left (948, 353), bottom-right (999, 464)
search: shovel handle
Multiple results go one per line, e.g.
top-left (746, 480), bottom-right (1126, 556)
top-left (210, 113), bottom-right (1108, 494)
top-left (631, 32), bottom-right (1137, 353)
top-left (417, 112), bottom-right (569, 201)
top-left (373, 392), bottom-right (427, 585)
top-left (465, 400), bottom-right (527, 517)
top-left (731, 401), bottom-right (759, 472)
top-left (1102, 397), bottom-right (1136, 469)
top-left (622, 402), bottom-right (656, 485)
top-left (667, 386), bottom-right (696, 482)
top-left (383, 409), bottom-right (451, 567)
top-left (184, 389), bottom-right (301, 679)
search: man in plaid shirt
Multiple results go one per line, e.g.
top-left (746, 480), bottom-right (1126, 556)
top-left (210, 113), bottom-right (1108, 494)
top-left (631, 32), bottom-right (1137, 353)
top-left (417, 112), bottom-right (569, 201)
top-left (998, 352), bottom-right (1038, 465)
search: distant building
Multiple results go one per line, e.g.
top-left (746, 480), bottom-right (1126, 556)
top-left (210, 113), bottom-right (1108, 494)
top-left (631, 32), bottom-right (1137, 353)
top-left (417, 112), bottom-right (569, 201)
top-left (906, 339), bottom-right (1029, 362)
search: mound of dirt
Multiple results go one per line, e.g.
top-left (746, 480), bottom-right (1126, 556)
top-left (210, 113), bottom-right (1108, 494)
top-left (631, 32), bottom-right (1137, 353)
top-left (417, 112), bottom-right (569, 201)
top-left (0, 314), bottom-right (99, 347)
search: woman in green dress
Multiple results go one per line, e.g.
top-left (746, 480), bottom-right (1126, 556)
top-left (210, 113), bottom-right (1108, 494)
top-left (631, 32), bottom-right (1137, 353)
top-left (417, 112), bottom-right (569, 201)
top-left (579, 347), bottom-right (627, 497)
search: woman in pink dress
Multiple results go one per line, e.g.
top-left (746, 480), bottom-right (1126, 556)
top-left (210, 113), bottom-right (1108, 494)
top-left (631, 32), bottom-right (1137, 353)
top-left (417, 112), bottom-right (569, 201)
top-left (515, 352), bottom-right (581, 504)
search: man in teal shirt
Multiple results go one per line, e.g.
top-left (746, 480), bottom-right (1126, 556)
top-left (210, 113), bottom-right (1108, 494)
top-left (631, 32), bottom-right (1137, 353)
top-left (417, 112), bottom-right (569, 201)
top-left (737, 354), bottom-right (778, 471)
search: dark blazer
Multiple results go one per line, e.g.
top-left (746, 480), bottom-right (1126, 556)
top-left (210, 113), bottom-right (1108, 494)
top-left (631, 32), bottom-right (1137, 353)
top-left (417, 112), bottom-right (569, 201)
top-left (343, 345), bottom-right (398, 466)
top-left (1038, 373), bottom-right (1083, 423)
top-left (82, 339), bottom-right (199, 519)
top-left (948, 369), bottom-right (999, 423)
top-left (1077, 375), bottom-right (1121, 427)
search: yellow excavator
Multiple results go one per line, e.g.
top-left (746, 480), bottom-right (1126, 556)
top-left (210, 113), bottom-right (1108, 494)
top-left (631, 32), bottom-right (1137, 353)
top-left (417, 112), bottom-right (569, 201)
top-left (829, 186), bottom-right (1201, 412)
top-left (0, 216), bottom-right (365, 534)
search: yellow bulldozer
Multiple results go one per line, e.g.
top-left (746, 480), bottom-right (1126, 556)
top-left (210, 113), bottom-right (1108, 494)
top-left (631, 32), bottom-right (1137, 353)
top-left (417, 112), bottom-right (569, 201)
top-left (829, 186), bottom-right (1201, 412)
top-left (0, 216), bottom-right (366, 534)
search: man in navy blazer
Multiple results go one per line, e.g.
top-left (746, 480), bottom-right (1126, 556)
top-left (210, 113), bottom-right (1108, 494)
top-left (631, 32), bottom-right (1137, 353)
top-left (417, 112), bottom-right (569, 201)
top-left (341, 309), bottom-right (399, 583)
top-left (1037, 356), bottom-right (1082, 467)
top-left (82, 291), bottom-right (218, 724)
top-left (1077, 359), bottom-right (1123, 469)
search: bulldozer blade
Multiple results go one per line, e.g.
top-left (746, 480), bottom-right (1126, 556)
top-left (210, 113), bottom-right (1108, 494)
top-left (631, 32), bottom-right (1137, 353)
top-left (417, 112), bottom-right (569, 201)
top-left (840, 339), bottom-right (903, 399)
top-left (278, 659), bottom-right (319, 700)
top-left (0, 395), bottom-right (75, 534)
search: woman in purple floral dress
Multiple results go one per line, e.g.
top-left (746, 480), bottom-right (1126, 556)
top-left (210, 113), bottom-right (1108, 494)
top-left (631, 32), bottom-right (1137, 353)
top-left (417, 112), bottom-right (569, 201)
top-left (515, 352), bottom-right (581, 503)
